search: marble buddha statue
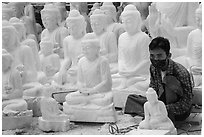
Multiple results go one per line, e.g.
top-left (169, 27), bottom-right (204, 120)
top-left (21, 39), bottom-right (41, 71)
top-left (138, 88), bottom-right (176, 134)
top-left (90, 9), bottom-right (118, 74)
top-left (112, 4), bottom-right (151, 108)
top-left (88, 2), bottom-right (100, 17)
top-left (7, 2), bottom-right (26, 19)
top-left (174, 4), bottom-right (202, 88)
top-left (40, 3), bottom-right (69, 58)
top-left (100, 2), bottom-right (125, 45)
top-left (9, 17), bottom-right (27, 42)
top-left (2, 22), bottom-right (37, 84)
top-left (38, 84), bottom-right (70, 132)
top-left (2, 3), bottom-right (15, 21)
top-left (53, 9), bottom-right (86, 88)
top-left (38, 41), bottom-right (61, 85)
top-left (112, 4), bottom-right (150, 89)
top-left (63, 33), bottom-right (116, 122)
top-left (2, 49), bottom-right (32, 119)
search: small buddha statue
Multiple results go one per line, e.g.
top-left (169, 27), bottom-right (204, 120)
top-left (2, 3), bottom-right (15, 21)
top-left (139, 88), bottom-right (176, 134)
top-left (2, 22), bottom-right (37, 84)
top-left (100, 2), bottom-right (125, 45)
top-left (2, 49), bottom-right (30, 117)
top-left (38, 41), bottom-right (61, 84)
top-left (63, 33), bottom-right (116, 122)
top-left (53, 9), bottom-right (86, 88)
top-left (38, 84), bottom-right (70, 132)
top-left (88, 2), bottom-right (100, 17)
top-left (41, 3), bottom-right (69, 58)
top-left (21, 39), bottom-right (41, 71)
top-left (90, 9), bottom-right (118, 74)
top-left (8, 2), bottom-right (26, 19)
top-left (112, 4), bottom-right (150, 90)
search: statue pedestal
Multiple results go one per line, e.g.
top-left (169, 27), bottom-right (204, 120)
top-left (113, 89), bottom-right (146, 108)
top-left (126, 128), bottom-right (177, 135)
top-left (63, 103), bottom-right (117, 123)
top-left (38, 117), bottom-right (70, 132)
top-left (2, 110), bottom-right (33, 130)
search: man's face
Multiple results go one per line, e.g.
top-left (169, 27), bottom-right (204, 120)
top-left (149, 48), bottom-right (169, 70)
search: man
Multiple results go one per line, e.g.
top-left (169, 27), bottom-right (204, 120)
top-left (125, 37), bottom-right (193, 123)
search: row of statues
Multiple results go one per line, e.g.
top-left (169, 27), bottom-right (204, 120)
top-left (2, 2), bottom-right (202, 132)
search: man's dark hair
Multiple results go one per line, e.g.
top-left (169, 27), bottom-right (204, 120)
top-left (149, 37), bottom-right (170, 55)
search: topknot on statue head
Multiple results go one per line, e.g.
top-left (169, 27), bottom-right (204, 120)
top-left (66, 9), bottom-right (84, 23)
top-left (90, 9), bottom-right (107, 20)
top-left (41, 3), bottom-right (62, 26)
top-left (121, 4), bottom-right (141, 18)
top-left (100, 2), bottom-right (117, 22)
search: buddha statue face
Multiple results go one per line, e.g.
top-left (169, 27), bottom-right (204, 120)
top-left (2, 26), bottom-right (19, 52)
top-left (40, 41), bottom-right (54, 56)
top-left (90, 9), bottom-right (107, 35)
top-left (8, 2), bottom-right (26, 18)
top-left (82, 34), bottom-right (100, 61)
top-left (41, 13), bottom-right (58, 31)
top-left (2, 4), bottom-right (15, 21)
top-left (121, 4), bottom-right (142, 35)
top-left (41, 4), bottom-right (61, 31)
top-left (195, 5), bottom-right (202, 30)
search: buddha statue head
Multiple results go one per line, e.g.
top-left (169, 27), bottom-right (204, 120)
top-left (100, 2), bottom-right (117, 23)
top-left (82, 33), bottom-right (100, 61)
top-left (9, 17), bottom-right (26, 42)
top-left (195, 4), bottom-right (202, 30)
top-left (8, 2), bottom-right (26, 18)
top-left (146, 88), bottom-right (159, 105)
top-left (2, 3), bottom-right (15, 21)
top-left (2, 21), bottom-right (20, 52)
top-left (66, 9), bottom-right (86, 39)
top-left (41, 4), bottom-right (61, 31)
top-left (54, 2), bottom-right (68, 22)
top-left (2, 49), bottom-right (14, 73)
top-left (91, 3), bottom-right (100, 11)
top-left (40, 41), bottom-right (54, 57)
top-left (121, 4), bottom-right (142, 35)
top-left (90, 9), bottom-right (107, 36)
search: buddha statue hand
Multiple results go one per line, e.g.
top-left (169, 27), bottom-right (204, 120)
top-left (79, 88), bottom-right (97, 96)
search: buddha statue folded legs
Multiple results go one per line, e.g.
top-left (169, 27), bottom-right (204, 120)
top-left (63, 33), bottom-right (117, 122)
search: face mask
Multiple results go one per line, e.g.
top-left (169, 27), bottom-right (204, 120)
top-left (150, 58), bottom-right (168, 70)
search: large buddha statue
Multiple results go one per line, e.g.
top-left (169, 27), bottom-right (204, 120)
top-left (2, 50), bottom-right (32, 130)
top-left (63, 33), bottom-right (116, 122)
top-left (53, 9), bottom-right (86, 88)
top-left (112, 4), bottom-right (151, 108)
top-left (90, 9), bottom-right (118, 74)
top-left (138, 88), bottom-right (176, 134)
top-left (41, 3), bottom-right (69, 58)
top-left (38, 84), bottom-right (70, 132)
top-left (2, 22), bottom-right (37, 84)
top-left (100, 2), bottom-right (125, 45)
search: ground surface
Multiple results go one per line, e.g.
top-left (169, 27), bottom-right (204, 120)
top-left (2, 109), bottom-right (202, 135)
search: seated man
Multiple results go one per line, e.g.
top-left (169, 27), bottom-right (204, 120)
top-left (63, 33), bottom-right (116, 122)
top-left (139, 88), bottom-right (176, 134)
top-left (125, 37), bottom-right (193, 124)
